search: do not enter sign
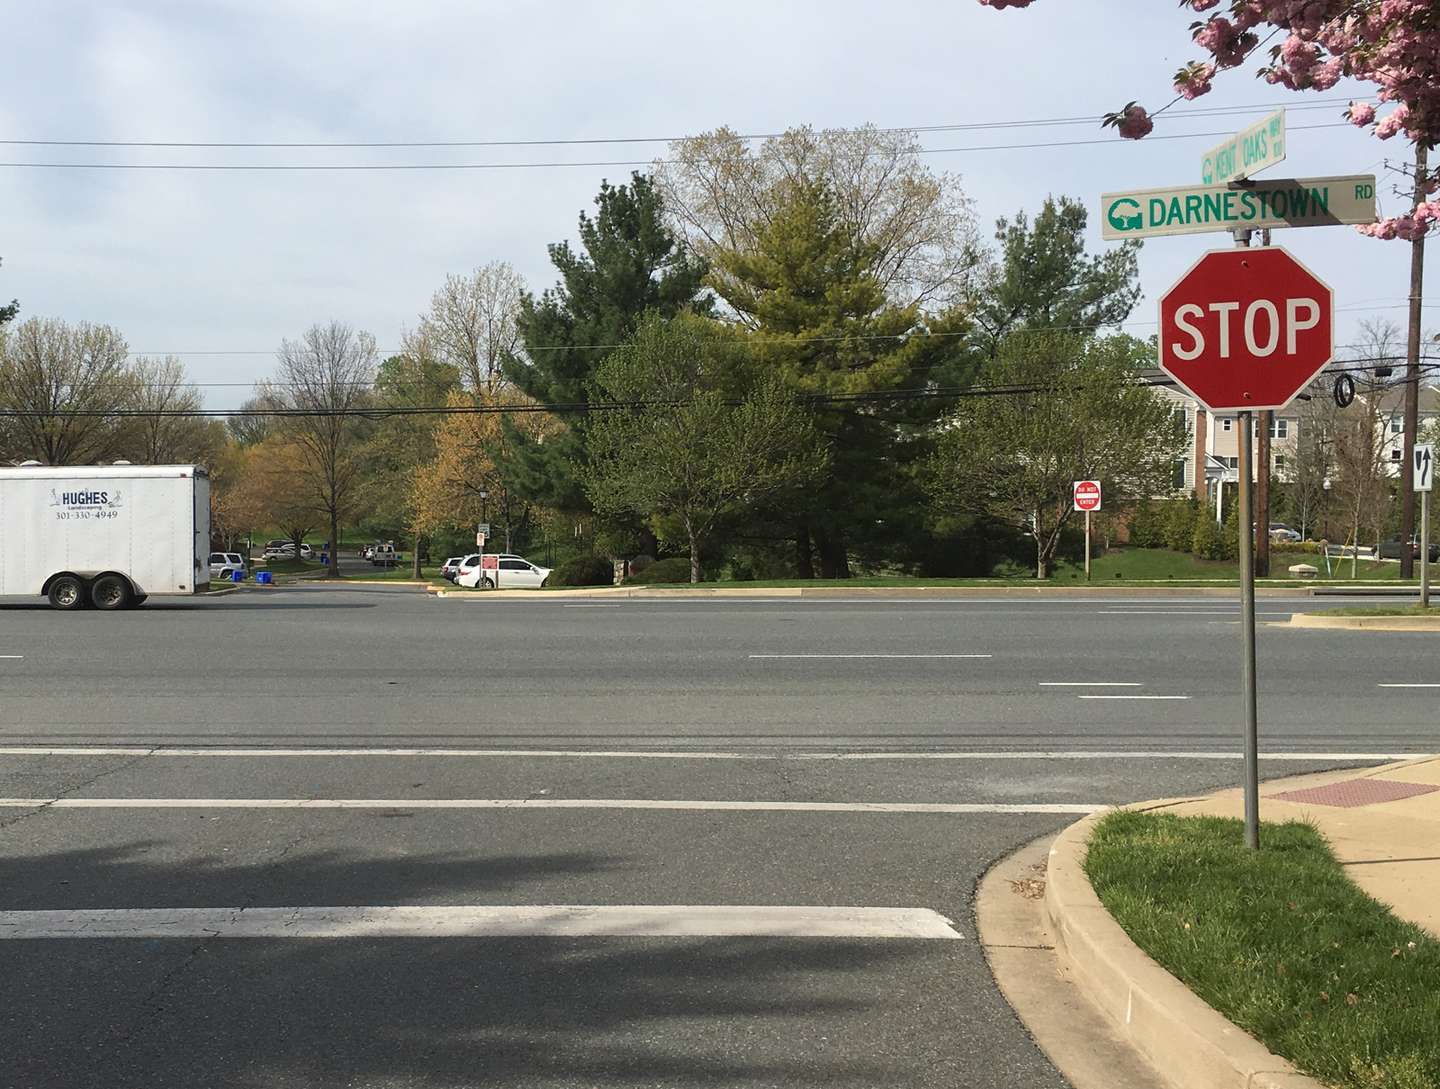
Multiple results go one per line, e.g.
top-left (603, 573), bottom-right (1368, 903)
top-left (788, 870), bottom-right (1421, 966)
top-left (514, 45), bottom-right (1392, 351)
top-left (1158, 246), bottom-right (1332, 412)
top-left (1073, 480), bottom-right (1102, 512)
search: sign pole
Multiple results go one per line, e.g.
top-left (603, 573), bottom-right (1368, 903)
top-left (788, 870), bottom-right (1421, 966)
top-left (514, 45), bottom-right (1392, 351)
top-left (1422, 489), bottom-right (1431, 610)
top-left (1084, 509), bottom-right (1092, 581)
top-left (1238, 407), bottom-right (1260, 849)
top-left (1230, 223), bottom-right (1260, 851)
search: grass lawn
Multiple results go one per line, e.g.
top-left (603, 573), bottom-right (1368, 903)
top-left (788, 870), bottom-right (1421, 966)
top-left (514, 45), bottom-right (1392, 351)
top-left (1086, 811), bottom-right (1440, 1089)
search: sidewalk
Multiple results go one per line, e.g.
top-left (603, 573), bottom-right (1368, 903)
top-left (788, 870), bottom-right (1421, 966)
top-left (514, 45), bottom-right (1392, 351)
top-left (1151, 757), bottom-right (1440, 937)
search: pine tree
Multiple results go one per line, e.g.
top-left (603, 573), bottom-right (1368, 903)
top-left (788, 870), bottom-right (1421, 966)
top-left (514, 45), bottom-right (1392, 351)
top-left (501, 173), bottom-right (708, 515)
top-left (711, 178), bottom-right (969, 578)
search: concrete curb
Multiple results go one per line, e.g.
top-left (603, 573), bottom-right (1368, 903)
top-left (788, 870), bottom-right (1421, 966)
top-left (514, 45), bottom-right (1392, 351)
top-left (1044, 813), bottom-right (1326, 1089)
top-left (1288, 612), bottom-right (1439, 631)
top-left (428, 584), bottom-right (1310, 601)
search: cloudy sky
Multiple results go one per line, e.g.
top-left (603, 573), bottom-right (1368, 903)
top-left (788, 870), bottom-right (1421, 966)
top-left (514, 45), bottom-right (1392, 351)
top-left (1, 1), bottom-right (1430, 408)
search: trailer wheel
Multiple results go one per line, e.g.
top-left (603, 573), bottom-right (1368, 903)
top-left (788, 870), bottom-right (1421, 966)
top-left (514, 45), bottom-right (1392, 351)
top-left (90, 575), bottom-right (131, 611)
top-left (47, 575), bottom-right (86, 611)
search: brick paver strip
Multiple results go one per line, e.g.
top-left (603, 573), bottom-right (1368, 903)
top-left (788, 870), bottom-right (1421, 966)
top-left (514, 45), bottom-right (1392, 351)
top-left (1269, 778), bottom-right (1439, 808)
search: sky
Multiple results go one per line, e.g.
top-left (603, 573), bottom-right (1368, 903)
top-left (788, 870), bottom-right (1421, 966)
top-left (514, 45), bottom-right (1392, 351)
top-left (0, 0), bottom-right (1431, 410)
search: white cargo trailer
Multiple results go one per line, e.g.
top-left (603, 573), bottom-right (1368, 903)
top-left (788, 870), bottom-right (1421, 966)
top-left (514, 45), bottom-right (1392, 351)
top-left (0, 464), bottom-right (210, 610)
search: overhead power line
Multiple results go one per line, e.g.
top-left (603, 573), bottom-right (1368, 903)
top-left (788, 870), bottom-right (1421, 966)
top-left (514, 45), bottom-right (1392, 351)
top-left (0, 99), bottom-right (1354, 150)
top-left (0, 123), bottom-right (1352, 172)
top-left (2, 357), bottom-right (1434, 420)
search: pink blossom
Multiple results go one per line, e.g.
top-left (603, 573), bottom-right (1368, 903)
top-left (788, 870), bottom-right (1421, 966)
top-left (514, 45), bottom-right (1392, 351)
top-left (1374, 105), bottom-right (1409, 139)
top-left (1116, 105), bottom-right (1154, 140)
top-left (1173, 62), bottom-right (1216, 100)
top-left (1347, 101), bottom-right (1376, 126)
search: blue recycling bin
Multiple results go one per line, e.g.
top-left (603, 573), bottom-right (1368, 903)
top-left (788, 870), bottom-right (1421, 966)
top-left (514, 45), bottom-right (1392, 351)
top-left (256, 570), bottom-right (273, 585)
top-left (231, 570), bottom-right (243, 583)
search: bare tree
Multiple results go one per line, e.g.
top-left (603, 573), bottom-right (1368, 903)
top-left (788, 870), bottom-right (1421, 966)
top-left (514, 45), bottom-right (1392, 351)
top-left (1330, 376), bottom-right (1391, 577)
top-left (0, 317), bottom-right (134, 464)
top-left (657, 125), bottom-right (981, 315)
top-left (419, 262), bottom-right (524, 394)
top-left (267, 321), bottom-right (378, 576)
top-left (124, 355), bottom-right (220, 465)
top-left (1288, 380), bottom-right (1336, 541)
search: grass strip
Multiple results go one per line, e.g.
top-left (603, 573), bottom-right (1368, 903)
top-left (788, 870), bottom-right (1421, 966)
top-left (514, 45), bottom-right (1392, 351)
top-left (1085, 811), bottom-right (1440, 1089)
top-left (1313, 606), bottom-right (1440, 618)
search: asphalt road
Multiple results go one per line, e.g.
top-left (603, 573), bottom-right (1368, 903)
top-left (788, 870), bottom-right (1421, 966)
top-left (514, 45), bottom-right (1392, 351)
top-left (0, 586), bottom-right (1434, 1088)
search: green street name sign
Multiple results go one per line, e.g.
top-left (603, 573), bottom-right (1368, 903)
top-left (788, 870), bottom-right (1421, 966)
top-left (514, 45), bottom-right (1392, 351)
top-left (1100, 175), bottom-right (1377, 240)
top-left (1201, 109), bottom-right (1285, 185)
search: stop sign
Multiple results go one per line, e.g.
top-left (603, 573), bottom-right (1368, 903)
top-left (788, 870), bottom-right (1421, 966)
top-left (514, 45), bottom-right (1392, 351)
top-left (1158, 246), bottom-right (1332, 412)
top-left (1073, 480), bottom-right (1102, 512)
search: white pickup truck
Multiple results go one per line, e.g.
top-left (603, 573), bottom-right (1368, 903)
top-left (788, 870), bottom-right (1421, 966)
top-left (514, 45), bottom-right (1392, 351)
top-left (0, 463), bottom-right (210, 610)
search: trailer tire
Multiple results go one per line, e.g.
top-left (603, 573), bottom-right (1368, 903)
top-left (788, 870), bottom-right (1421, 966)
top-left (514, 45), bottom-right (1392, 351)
top-left (47, 575), bottom-right (86, 611)
top-left (90, 574), bottom-right (132, 611)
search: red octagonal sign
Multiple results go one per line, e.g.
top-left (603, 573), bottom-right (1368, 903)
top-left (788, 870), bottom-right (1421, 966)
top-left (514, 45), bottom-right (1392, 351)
top-left (1158, 246), bottom-right (1332, 413)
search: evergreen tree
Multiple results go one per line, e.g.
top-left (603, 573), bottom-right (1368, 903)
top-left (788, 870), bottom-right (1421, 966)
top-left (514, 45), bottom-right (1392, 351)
top-left (0, 257), bottom-right (17, 327)
top-left (974, 197), bottom-right (1140, 356)
top-left (501, 173), bottom-right (708, 515)
top-left (711, 177), bottom-right (971, 578)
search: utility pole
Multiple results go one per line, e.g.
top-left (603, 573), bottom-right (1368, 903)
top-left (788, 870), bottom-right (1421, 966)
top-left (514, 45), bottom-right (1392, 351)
top-left (1399, 143), bottom-right (1429, 580)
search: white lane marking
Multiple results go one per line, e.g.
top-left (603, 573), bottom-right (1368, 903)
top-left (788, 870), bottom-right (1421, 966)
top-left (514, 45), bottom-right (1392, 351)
top-left (0, 655), bottom-right (22, 660)
top-left (1076, 695), bottom-right (1190, 701)
top-left (1038, 682), bottom-right (1143, 687)
top-left (1100, 609), bottom-right (1291, 617)
top-left (1378, 683), bottom-right (1440, 688)
top-left (562, 604), bottom-right (622, 608)
top-left (747, 654), bottom-right (992, 660)
top-left (820, 751), bottom-right (1419, 762)
top-left (0, 905), bottom-right (963, 941)
top-left (0, 797), bottom-right (1104, 815)
top-left (0, 746), bottom-right (1419, 762)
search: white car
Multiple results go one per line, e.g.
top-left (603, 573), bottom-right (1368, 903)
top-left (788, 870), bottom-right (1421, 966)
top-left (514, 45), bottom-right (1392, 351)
top-left (262, 541), bottom-right (313, 560)
top-left (455, 553), bottom-right (551, 589)
top-left (208, 552), bottom-right (247, 581)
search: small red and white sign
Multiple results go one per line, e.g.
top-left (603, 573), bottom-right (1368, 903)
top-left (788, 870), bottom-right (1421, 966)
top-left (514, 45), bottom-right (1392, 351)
top-left (480, 555), bottom-right (499, 571)
top-left (1073, 480), bottom-right (1102, 512)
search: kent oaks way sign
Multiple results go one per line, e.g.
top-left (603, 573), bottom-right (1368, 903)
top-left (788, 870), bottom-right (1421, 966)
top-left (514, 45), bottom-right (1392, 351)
top-left (1158, 246), bottom-right (1333, 413)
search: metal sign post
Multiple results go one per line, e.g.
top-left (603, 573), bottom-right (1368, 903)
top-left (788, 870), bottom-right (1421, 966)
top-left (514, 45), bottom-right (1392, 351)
top-left (1073, 481), bottom-right (1102, 581)
top-left (1416, 444), bottom-right (1434, 609)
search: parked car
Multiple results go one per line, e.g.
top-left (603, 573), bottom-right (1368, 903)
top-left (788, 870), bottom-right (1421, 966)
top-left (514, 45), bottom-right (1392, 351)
top-left (370, 544), bottom-right (399, 568)
top-left (455, 553), bottom-right (552, 589)
top-left (208, 552), bottom-right (247, 581)
top-left (1379, 537), bottom-right (1440, 562)
top-left (1267, 523), bottom-right (1302, 543)
top-left (439, 557), bottom-right (464, 582)
top-left (262, 540), bottom-right (313, 560)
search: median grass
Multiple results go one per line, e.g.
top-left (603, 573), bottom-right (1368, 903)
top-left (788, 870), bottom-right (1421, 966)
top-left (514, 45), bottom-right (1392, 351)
top-left (1085, 811), bottom-right (1440, 1089)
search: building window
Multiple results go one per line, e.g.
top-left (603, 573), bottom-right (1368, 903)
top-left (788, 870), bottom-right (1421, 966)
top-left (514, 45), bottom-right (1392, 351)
top-left (1391, 448), bottom-right (1403, 461)
top-left (1274, 455), bottom-right (1286, 471)
top-left (1270, 419), bottom-right (1289, 439)
top-left (1391, 419), bottom-right (1403, 435)
top-left (1221, 418), bottom-right (1233, 432)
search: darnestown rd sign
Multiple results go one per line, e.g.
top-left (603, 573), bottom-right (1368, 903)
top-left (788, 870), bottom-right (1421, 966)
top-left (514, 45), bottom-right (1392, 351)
top-left (1201, 109), bottom-right (1285, 185)
top-left (1100, 175), bottom-right (1376, 240)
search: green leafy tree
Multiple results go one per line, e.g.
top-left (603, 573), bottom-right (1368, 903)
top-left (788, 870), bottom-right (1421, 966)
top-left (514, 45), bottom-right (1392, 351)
top-left (710, 177), bottom-right (972, 578)
top-left (926, 333), bottom-right (1186, 578)
top-left (1191, 501), bottom-right (1226, 561)
top-left (363, 340), bottom-right (462, 576)
top-left (501, 173), bottom-right (709, 516)
top-left (586, 313), bottom-right (826, 583)
top-left (974, 196), bottom-right (1141, 356)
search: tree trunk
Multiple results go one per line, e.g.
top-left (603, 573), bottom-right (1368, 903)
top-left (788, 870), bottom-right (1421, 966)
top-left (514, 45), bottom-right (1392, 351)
top-left (814, 527), bottom-right (850, 580)
top-left (329, 512), bottom-right (340, 577)
top-left (1035, 534), bottom-right (1048, 580)
top-left (687, 519), bottom-right (701, 584)
top-left (412, 531), bottom-right (422, 579)
top-left (795, 524), bottom-right (814, 580)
